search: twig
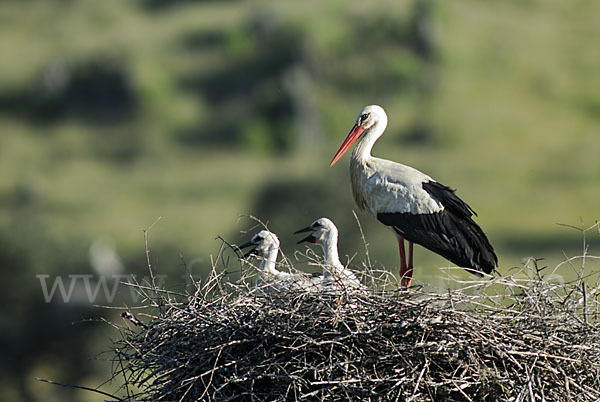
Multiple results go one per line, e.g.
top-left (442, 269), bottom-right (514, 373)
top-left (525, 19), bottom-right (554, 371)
top-left (143, 216), bottom-right (163, 313)
top-left (36, 378), bottom-right (121, 401)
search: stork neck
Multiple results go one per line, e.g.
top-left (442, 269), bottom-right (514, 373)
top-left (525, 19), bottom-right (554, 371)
top-left (258, 247), bottom-right (279, 276)
top-left (351, 119), bottom-right (387, 163)
top-left (320, 233), bottom-right (344, 276)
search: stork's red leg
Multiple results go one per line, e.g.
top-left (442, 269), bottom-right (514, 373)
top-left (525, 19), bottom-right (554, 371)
top-left (397, 237), bottom-right (409, 288)
top-left (404, 241), bottom-right (414, 288)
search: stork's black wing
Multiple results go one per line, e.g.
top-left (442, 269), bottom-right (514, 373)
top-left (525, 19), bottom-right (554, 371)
top-left (377, 181), bottom-right (497, 275)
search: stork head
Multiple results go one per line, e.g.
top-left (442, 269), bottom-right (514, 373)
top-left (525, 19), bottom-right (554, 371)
top-left (355, 105), bottom-right (386, 131)
top-left (330, 104), bottom-right (388, 167)
top-left (294, 217), bottom-right (338, 245)
top-left (238, 230), bottom-right (280, 259)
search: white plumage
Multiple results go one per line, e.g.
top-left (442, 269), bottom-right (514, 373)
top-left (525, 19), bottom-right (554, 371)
top-left (353, 157), bottom-right (443, 215)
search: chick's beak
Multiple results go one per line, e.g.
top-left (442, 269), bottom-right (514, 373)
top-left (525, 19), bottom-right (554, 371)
top-left (237, 240), bottom-right (257, 259)
top-left (294, 226), bottom-right (316, 244)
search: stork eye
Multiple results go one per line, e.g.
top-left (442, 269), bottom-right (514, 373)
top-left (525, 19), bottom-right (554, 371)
top-left (360, 113), bottom-right (370, 123)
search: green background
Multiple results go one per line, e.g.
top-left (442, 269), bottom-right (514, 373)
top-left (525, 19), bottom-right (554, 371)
top-left (0, 0), bottom-right (598, 400)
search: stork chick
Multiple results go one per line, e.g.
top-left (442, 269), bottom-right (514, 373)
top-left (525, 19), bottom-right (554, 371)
top-left (238, 230), bottom-right (319, 293)
top-left (295, 218), bottom-right (365, 293)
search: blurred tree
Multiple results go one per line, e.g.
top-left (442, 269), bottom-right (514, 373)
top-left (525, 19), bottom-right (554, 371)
top-left (177, 10), bottom-right (319, 153)
top-left (137, 0), bottom-right (240, 12)
top-left (0, 57), bottom-right (138, 125)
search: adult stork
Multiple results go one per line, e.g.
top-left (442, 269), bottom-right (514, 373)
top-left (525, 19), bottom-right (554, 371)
top-left (238, 230), bottom-right (320, 293)
top-left (329, 105), bottom-right (497, 288)
top-left (294, 218), bottom-right (365, 293)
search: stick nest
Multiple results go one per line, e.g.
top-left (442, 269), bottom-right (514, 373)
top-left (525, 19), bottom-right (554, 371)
top-left (111, 251), bottom-right (600, 401)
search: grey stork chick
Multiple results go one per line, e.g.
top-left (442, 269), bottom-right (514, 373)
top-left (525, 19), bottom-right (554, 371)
top-left (238, 230), bottom-right (320, 293)
top-left (295, 218), bottom-right (365, 293)
top-left (330, 105), bottom-right (498, 288)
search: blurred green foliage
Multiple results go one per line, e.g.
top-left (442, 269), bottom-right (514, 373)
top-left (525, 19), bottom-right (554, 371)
top-left (0, 0), bottom-right (599, 400)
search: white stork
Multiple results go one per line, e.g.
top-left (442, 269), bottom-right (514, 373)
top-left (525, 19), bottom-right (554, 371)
top-left (329, 105), bottom-right (497, 288)
top-left (294, 218), bottom-right (365, 293)
top-left (238, 230), bottom-right (320, 293)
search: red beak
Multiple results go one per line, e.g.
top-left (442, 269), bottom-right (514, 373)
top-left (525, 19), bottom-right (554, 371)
top-left (329, 124), bottom-right (365, 167)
